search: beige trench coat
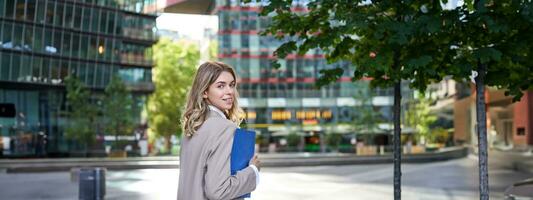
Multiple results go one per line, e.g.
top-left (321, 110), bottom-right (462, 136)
top-left (177, 110), bottom-right (257, 200)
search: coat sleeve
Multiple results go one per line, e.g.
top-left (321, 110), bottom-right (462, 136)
top-left (204, 123), bottom-right (257, 200)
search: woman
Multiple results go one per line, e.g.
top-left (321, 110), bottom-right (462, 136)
top-left (178, 61), bottom-right (261, 200)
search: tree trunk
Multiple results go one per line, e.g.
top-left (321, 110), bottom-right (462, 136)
top-left (115, 134), bottom-right (119, 150)
top-left (165, 135), bottom-right (172, 153)
top-left (392, 49), bottom-right (402, 200)
top-left (298, 135), bottom-right (305, 152)
top-left (393, 79), bottom-right (402, 200)
top-left (475, 63), bottom-right (489, 200)
top-left (84, 143), bottom-right (88, 158)
top-left (319, 133), bottom-right (326, 153)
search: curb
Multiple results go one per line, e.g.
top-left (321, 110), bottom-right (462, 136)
top-left (1, 147), bottom-right (468, 173)
top-left (262, 146), bottom-right (468, 167)
top-left (514, 161), bottom-right (533, 174)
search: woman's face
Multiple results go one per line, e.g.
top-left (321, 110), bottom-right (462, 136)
top-left (203, 71), bottom-right (236, 111)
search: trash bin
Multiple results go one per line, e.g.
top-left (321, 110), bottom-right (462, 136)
top-left (79, 167), bottom-right (106, 200)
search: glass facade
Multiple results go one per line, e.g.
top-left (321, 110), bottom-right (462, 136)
top-left (0, 0), bottom-right (157, 157)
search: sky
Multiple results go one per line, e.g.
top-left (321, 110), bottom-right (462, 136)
top-left (156, 13), bottom-right (218, 41)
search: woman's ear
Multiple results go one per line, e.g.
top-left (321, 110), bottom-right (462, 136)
top-left (202, 91), bottom-right (208, 99)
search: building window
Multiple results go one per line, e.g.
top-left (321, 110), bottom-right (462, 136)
top-left (15, 0), bottom-right (25, 20)
top-left (1, 21), bottom-right (12, 49)
top-left (52, 30), bottom-right (62, 55)
top-left (241, 34), bottom-right (249, 49)
top-left (20, 55), bottom-right (32, 82)
top-left (44, 29), bottom-right (53, 53)
top-left (119, 67), bottom-right (152, 84)
top-left (69, 61), bottom-right (78, 78)
top-left (107, 12), bottom-right (116, 34)
top-left (1, 53), bottom-right (11, 80)
top-left (97, 37), bottom-right (105, 60)
top-left (59, 60), bottom-right (69, 84)
top-left (73, 5), bottom-right (82, 29)
top-left (54, 2), bottom-right (64, 27)
top-left (17, 24), bottom-right (28, 50)
top-left (517, 127), bottom-right (526, 136)
top-left (94, 64), bottom-right (104, 87)
top-left (77, 62), bottom-right (87, 83)
top-left (64, 4), bottom-right (74, 28)
top-left (105, 38), bottom-right (113, 61)
top-left (0, 0), bottom-right (5, 17)
top-left (112, 40), bottom-right (121, 62)
top-left (78, 35), bottom-right (87, 58)
top-left (71, 35), bottom-right (80, 58)
top-left (88, 36), bottom-right (97, 59)
top-left (11, 54), bottom-right (21, 81)
top-left (100, 10), bottom-right (108, 33)
top-left (62, 32), bottom-right (71, 57)
top-left (230, 12), bottom-right (239, 29)
top-left (49, 59), bottom-right (59, 84)
top-left (91, 8), bottom-right (100, 32)
top-left (31, 56), bottom-right (41, 82)
top-left (33, 26), bottom-right (43, 53)
top-left (102, 65), bottom-right (112, 86)
top-left (82, 6), bottom-right (91, 31)
top-left (26, 0), bottom-right (36, 21)
top-left (41, 58), bottom-right (50, 83)
top-left (5, 0), bottom-right (15, 18)
top-left (86, 62), bottom-right (95, 86)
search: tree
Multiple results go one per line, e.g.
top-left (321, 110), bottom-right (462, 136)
top-left (325, 133), bottom-right (342, 151)
top-left (450, 1), bottom-right (533, 199)
top-left (352, 82), bottom-right (383, 146)
top-left (148, 38), bottom-right (199, 152)
top-left (352, 82), bottom-right (382, 135)
top-left (404, 93), bottom-right (437, 145)
top-left (208, 40), bottom-right (218, 61)
top-left (64, 75), bottom-right (98, 155)
top-left (286, 132), bottom-right (301, 150)
top-left (102, 76), bottom-right (135, 151)
top-left (251, 1), bottom-right (459, 199)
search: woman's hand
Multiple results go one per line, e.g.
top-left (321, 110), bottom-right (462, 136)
top-left (249, 154), bottom-right (261, 171)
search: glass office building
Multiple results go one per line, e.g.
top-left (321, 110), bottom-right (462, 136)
top-left (0, 0), bottom-right (157, 157)
top-left (216, 0), bottom-right (414, 151)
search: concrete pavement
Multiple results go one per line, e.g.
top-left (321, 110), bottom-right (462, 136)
top-left (2, 157), bottom-right (530, 200)
top-left (510, 150), bottom-right (533, 174)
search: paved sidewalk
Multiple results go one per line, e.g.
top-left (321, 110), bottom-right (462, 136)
top-left (0, 146), bottom-right (469, 173)
top-left (509, 149), bottom-right (533, 174)
top-left (472, 147), bottom-right (533, 174)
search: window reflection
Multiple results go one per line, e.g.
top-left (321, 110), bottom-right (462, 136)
top-left (119, 67), bottom-right (152, 84)
top-left (0, 0), bottom-right (156, 88)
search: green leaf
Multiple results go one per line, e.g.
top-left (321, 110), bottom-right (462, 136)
top-left (316, 68), bottom-right (344, 87)
top-left (474, 48), bottom-right (502, 63)
top-left (271, 60), bottom-right (281, 69)
top-left (406, 56), bottom-right (433, 68)
top-left (148, 38), bottom-right (200, 140)
top-left (274, 41), bottom-right (297, 59)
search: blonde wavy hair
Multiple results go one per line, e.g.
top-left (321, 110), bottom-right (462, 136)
top-left (181, 61), bottom-right (244, 137)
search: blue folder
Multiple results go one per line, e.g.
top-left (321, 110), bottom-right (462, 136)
top-left (230, 128), bottom-right (256, 198)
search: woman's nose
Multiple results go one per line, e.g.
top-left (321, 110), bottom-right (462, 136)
top-left (225, 86), bottom-right (234, 94)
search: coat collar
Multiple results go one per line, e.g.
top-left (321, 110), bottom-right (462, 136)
top-left (208, 105), bottom-right (227, 119)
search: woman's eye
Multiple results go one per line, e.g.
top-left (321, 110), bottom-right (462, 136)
top-left (230, 84), bottom-right (235, 88)
top-left (217, 85), bottom-right (224, 89)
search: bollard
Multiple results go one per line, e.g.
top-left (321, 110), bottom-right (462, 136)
top-left (79, 167), bottom-right (106, 200)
